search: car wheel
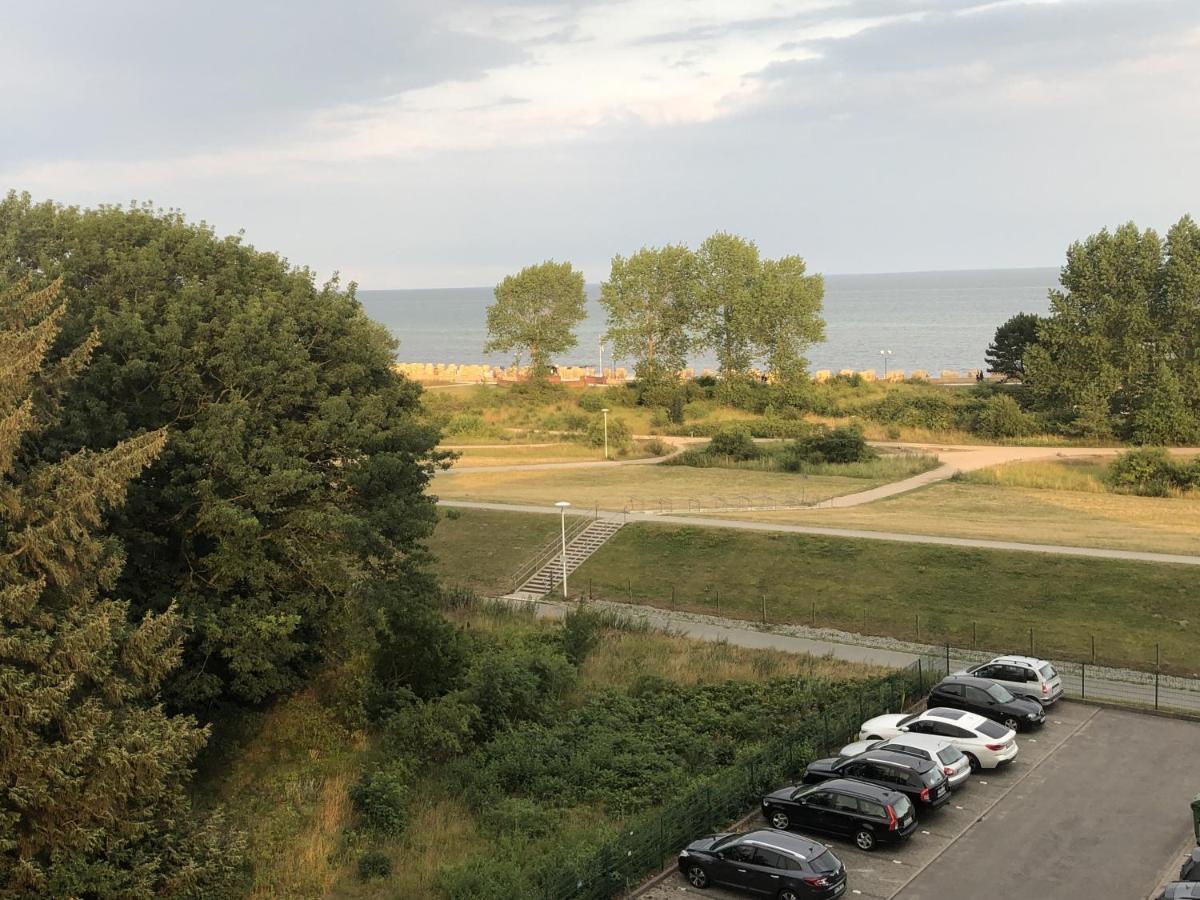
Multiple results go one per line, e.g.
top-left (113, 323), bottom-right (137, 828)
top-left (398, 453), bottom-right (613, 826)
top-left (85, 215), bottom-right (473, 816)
top-left (855, 828), bottom-right (876, 851)
top-left (686, 865), bottom-right (710, 888)
top-left (1002, 716), bottom-right (1020, 732)
top-left (965, 753), bottom-right (981, 772)
top-left (779, 891), bottom-right (801, 900)
top-left (770, 810), bottom-right (791, 830)
top-left (865, 734), bottom-right (882, 741)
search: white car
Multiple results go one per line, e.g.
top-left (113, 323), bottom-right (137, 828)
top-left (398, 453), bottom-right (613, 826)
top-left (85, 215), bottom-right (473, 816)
top-left (857, 707), bottom-right (1018, 771)
top-left (839, 732), bottom-right (972, 789)
top-left (959, 655), bottom-right (1064, 706)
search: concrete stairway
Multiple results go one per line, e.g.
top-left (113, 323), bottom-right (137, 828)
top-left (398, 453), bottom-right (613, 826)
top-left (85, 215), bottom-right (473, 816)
top-left (513, 518), bottom-right (624, 598)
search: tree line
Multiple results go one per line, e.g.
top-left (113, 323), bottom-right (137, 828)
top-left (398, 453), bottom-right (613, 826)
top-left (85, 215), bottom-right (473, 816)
top-left (986, 215), bottom-right (1200, 444)
top-left (484, 232), bottom-right (826, 386)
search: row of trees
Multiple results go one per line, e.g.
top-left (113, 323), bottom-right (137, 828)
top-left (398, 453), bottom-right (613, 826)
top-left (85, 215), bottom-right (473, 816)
top-left (0, 192), bottom-right (447, 894)
top-left (484, 232), bottom-right (825, 385)
top-left (986, 215), bottom-right (1200, 443)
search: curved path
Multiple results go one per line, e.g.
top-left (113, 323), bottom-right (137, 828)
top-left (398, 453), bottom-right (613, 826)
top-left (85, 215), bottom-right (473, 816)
top-left (438, 498), bottom-right (1200, 566)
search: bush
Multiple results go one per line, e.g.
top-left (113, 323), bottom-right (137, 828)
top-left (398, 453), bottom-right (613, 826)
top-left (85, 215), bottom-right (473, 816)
top-left (436, 854), bottom-right (536, 900)
top-left (383, 694), bottom-right (480, 763)
top-left (560, 607), bottom-right (604, 666)
top-left (1105, 448), bottom-right (1185, 497)
top-left (707, 426), bottom-right (759, 460)
top-left (463, 637), bottom-right (577, 739)
top-left (640, 438), bottom-right (672, 457)
top-left (791, 426), bottom-right (873, 464)
top-left (445, 412), bottom-right (487, 436)
top-left (586, 415), bottom-right (631, 452)
top-left (351, 760), bottom-right (413, 836)
top-left (973, 395), bottom-right (1036, 439)
top-left (358, 849), bottom-right (393, 881)
top-left (868, 391), bottom-right (958, 430)
top-left (577, 391), bottom-right (608, 412)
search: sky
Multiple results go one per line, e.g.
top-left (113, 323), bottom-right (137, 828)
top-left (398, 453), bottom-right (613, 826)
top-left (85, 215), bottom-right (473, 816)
top-left (3, 0), bottom-right (1199, 288)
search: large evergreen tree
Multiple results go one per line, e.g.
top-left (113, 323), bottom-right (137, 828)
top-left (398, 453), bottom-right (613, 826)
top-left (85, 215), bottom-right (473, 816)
top-left (0, 279), bottom-right (242, 898)
top-left (985, 312), bottom-right (1042, 381)
top-left (0, 194), bottom-right (445, 707)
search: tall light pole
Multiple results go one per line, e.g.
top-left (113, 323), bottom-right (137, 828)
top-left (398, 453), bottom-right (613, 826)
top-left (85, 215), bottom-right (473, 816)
top-left (601, 408), bottom-right (610, 460)
top-left (879, 348), bottom-right (893, 377)
top-left (554, 501), bottom-right (571, 597)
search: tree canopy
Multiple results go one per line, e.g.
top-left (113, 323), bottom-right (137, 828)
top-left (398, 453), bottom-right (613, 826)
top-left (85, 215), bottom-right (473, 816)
top-left (0, 193), bottom-right (445, 707)
top-left (985, 312), bottom-right (1042, 381)
top-left (1024, 216), bottom-right (1200, 442)
top-left (484, 260), bottom-right (587, 377)
top-left (0, 278), bottom-right (242, 897)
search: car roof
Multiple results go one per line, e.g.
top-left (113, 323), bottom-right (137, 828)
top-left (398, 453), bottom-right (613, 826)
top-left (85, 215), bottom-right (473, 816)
top-left (922, 707), bottom-right (987, 728)
top-left (989, 655), bottom-right (1046, 667)
top-left (817, 778), bottom-right (905, 802)
top-left (739, 829), bottom-right (824, 861)
top-left (939, 675), bottom-right (999, 689)
top-left (854, 748), bottom-right (935, 771)
top-left (882, 733), bottom-right (953, 752)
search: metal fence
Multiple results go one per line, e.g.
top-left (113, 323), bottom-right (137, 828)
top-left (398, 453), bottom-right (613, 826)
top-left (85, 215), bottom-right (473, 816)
top-left (538, 661), bottom-right (934, 900)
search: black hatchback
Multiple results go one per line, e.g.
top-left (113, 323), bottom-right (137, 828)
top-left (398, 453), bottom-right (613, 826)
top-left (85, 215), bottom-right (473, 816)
top-left (762, 778), bottom-right (917, 852)
top-left (803, 748), bottom-right (951, 809)
top-left (928, 675), bottom-right (1045, 732)
top-left (678, 829), bottom-right (847, 899)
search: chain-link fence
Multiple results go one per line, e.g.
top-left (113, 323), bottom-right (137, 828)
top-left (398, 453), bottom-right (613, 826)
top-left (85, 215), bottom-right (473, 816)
top-left (539, 660), bottom-right (933, 900)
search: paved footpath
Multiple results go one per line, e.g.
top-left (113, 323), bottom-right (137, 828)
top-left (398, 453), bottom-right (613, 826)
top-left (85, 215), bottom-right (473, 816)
top-left (439, 498), bottom-right (1200, 567)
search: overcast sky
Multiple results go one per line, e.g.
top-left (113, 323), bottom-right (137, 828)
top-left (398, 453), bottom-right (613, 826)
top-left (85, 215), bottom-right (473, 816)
top-left (3, 0), bottom-right (1198, 287)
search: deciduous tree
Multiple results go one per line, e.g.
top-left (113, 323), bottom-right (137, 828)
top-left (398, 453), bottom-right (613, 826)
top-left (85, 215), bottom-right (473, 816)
top-left (753, 255), bottom-right (825, 383)
top-left (484, 260), bottom-right (587, 378)
top-left (600, 245), bottom-right (695, 382)
top-left (695, 232), bottom-right (760, 379)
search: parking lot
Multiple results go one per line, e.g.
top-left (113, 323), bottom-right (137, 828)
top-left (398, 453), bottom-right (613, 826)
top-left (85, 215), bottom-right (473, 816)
top-left (638, 702), bottom-right (1200, 900)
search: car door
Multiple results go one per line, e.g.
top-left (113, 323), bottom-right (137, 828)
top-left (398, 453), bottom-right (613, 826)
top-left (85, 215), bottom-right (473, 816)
top-left (801, 789), bottom-right (841, 835)
top-left (713, 843), bottom-right (759, 891)
top-left (828, 790), bottom-right (862, 837)
top-left (936, 682), bottom-right (967, 713)
top-left (747, 848), bottom-right (788, 895)
top-left (963, 685), bottom-right (996, 718)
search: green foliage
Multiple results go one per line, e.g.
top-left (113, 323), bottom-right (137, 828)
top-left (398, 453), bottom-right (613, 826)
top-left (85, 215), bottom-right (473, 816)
top-left (1105, 448), bottom-right (1190, 497)
top-left (1025, 216), bottom-right (1200, 441)
top-left (973, 394), bottom-right (1037, 439)
top-left (752, 256), bottom-right (825, 383)
top-left (985, 312), bottom-right (1042, 380)
top-left (577, 390), bottom-right (609, 412)
top-left (559, 606), bottom-right (605, 666)
top-left (707, 425), bottom-right (760, 460)
top-left (484, 260), bottom-right (587, 377)
top-left (586, 414), bottom-right (631, 451)
top-left (435, 855), bottom-right (538, 900)
top-left (0, 193), bottom-right (445, 708)
top-left (357, 849), bottom-right (393, 881)
top-left (640, 437), bottom-right (672, 456)
top-left (868, 390), bottom-right (958, 430)
top-left (695, 233), bottom-right (761, 376)
top-left (0, 278), bottom-right (245, 897)
top-left (463, 635), bottom-right (577, 740)
top-left (382, 694), bottom-right (479, 763)
top-left (351, 759), bottom-right (414, 836)
top-left (600, 244), bottom-right (696, 380)
top-left (789, 426), bottom-right (874, 464)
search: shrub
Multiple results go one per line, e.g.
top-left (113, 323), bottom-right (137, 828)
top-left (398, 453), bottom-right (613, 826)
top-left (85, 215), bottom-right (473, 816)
top-left (869, 391), bottom-right (958, 430)
top-left (640, 438), bottom-right (672, 457)
top-left (358, 849), bottom-right (393, 881)
top-left (1105, 448), bottom-right (1184, 497)
top-left (668, 392), bottom-right (686, 424)
top-left (436, 854), bottom-right (535, 900)
top-left (973, 395), bottom-right (1036, 439)
top-left (463, 637), bottom-right (577, 739)
top-left (351, 760), bottom-right (413, 836)
top-left (560, 607), bottom-right (605, 666)
top-left (577, 391), bottom-right (607, 412)
top-left (707, 426), bottom-right (759, 460)
top-left (748, 417), bottom-right (815, 439)
top-left (586, 415), bottom-right (631, 451)
top-left (383, 694), bottom-right (480, 762)
top-left (791, 426), bottom-right (873, 464)
top-left (445, 412), bottom-right (487, 436)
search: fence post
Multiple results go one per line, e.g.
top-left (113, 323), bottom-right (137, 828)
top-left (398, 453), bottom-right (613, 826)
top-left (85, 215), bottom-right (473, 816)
top-left (589, 577), bottom-right (593, 601)
top-left (659, 814), bottom-right (666, 872)
top-left (822, 709), bottom-right (829, 751)
top-left (812, 599), bottom-right (816, 628)
top-left (761, 594), bottom-right (767, 625)
top-left (917, 657), bottom-right (923, 691)
top-left (1081, 662), bottom-right (1086, 699)
top-left (1029, 627), bottom-right (1034, 657)
top-left (627, 578), bottom-right (633, 604)
top-left (671, 585), bottom-right (676, 611)
top-left (1155, 643), bottom-right (1161, 710)
top-left (915, 613), bottom-right (920, 642)
top-left (716, 588), bottom-right (720, 615)
top-left (864, 603), bottom-right (868, 632)
top-left (1091, 634), bottom-right (1096, 665)
top-left (945, 642), bottom-right (951, 676)
top-left (973, 621), bottom-right (977, 649)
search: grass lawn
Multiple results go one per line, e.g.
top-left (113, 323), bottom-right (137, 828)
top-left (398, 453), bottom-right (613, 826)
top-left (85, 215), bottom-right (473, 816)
top-left (570, 522), bottom-right (1200, 675)
top-left (432, 462), bottom-right (882, 511)
top-left (716, 479), bottom-right (1200, 555)
top-left (426, 507), bottom-right (562, 595)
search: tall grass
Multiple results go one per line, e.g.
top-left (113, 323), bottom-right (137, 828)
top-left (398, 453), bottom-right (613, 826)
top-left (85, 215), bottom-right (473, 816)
top-left (960, 459), bottom-right (1109, 493)
top-left (664, 444), bottom-right (940, 481)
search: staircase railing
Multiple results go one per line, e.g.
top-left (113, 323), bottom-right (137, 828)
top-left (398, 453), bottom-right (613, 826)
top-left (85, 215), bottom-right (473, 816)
top-left (510, 512), bottom-right (593, 591)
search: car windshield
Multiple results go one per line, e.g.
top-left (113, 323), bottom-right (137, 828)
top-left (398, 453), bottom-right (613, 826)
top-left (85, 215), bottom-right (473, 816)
top-left (937, 745), bottom-right (964, 765)
top-left (977, 720), bottom-right (1008, 739)
top-left (809, 850), bottom-right (840, 875)
top-left (986, 683), bottom-right (1014, 702)
top-left (1040, 663), bottom-right (1057, 679)
top-left (892, 795), bottom-right (913, 818)
top-left (897, 713), bottom-right (918, 727)
top-left (711, 834), bottom-right (740, 851)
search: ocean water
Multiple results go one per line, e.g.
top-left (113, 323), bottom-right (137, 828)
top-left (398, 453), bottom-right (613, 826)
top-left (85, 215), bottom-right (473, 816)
top-left (358, 267), bottom-right (1058, 375)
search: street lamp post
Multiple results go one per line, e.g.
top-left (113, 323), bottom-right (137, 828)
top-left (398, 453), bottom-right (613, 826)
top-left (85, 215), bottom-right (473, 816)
top-left (879, 348), bottom-right (893, 377)
top-left (601, 408), bottom-right (610, 460)
top-left (555, 501), bottom-right (571, 597)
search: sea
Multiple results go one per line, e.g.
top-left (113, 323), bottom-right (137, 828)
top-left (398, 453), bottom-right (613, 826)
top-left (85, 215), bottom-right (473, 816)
top-left (358, 267), bottom-right (1058, 376)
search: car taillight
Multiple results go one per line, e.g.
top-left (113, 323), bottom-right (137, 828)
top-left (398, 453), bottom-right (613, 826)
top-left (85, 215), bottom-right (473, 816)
top-left (803, 876), bottom-right (830, 887)
top-left (886, 804), bottom-right (898, 831)
top-left (943, 766), bottom-right (954, 776)
top-left (985, 743), bottom-right (1005, 751)
top-left (919, 786), bottom-right (930, 802)
top-left (1042, 683), bottom-right (1049, 695)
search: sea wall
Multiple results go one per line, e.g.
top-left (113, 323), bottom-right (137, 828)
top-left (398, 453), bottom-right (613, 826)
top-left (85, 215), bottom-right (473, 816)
top-left (392, 362), bottom-right (986, 385)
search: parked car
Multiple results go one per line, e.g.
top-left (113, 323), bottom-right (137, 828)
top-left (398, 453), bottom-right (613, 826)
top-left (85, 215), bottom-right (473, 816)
top-left (838, 733), bottom-right (971, 789)
top-left (960, 655), bottom-right (1063, 706)
top-left (762, 778), bottom-right (917, 851)
top-left (857, 707), bottom-right (1018, 771)
top-left (803, 748), bottom-right (951, 809)
top-left (928, 674), bottom-right (1045, 732)
top-left (1181, 848), bottom-right (1200, 882)
top-left (1157, 884), bottom-right (1200, 899)
top-left (677, 829), bottom-right (847, 899)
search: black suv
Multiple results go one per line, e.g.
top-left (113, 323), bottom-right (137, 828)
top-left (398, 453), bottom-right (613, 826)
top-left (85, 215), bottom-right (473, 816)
top-left (928, 675), bottom-right (1045, 732)
top-left (762, 778), bottom-right (917, 852)
top-left (678, 829), bottom-right (847, 899)
top-left (802, 748), bottom-right (950, 809)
